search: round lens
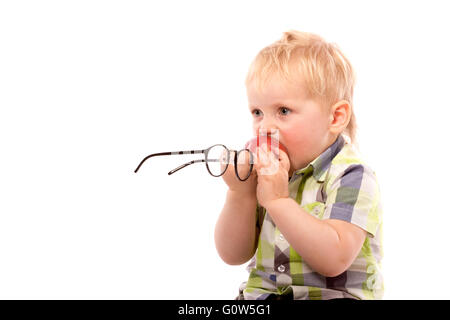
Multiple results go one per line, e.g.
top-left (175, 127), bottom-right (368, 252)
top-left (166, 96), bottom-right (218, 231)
top-left (235, 149), bottom-right (253, 181)
top-left (206, 145), bottom-right (229, 177)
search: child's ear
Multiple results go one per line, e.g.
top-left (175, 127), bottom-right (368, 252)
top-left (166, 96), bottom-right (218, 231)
top-left (329, 100), bottom-right (351, 134)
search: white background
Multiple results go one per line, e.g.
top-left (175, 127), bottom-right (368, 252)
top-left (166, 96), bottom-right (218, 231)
top-left (0, 0), bottom-right (449, 299)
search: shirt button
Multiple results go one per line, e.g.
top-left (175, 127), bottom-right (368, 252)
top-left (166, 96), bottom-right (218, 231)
top-left (277, 265), bottom-right (286, 273)
top-left (279, 234), bottom-right (284, 241)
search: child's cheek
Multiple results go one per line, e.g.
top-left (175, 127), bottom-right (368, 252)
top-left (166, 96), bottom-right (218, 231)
top-left (281, 127), bottom-right (304, 149)
top-left (281, 128), bottom-right (308, 164)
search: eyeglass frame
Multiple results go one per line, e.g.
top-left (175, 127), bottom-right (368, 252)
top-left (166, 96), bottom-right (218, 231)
top-left (134, 144), bottom-right (255, 181)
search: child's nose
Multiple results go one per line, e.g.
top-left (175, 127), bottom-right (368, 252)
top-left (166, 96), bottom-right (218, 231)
top-left (259, 117), bottom-right (278, 133)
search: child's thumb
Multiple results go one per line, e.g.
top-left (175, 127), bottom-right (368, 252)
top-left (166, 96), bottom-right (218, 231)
top-left (278, 150), bottom-right (290, 172)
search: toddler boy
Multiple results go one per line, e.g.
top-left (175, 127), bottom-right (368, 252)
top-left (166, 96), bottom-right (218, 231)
top-left (214, 30), bottom-right (383, 300)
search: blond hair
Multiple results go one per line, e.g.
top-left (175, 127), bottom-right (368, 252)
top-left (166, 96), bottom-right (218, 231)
top-left (246, 30), bottom-right (357, 144)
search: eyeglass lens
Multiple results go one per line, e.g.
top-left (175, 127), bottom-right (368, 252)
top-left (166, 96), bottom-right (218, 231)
top-left (206, 145), bottom-right (229, 177)
top-left (205, 145), bottom-right (253, 181)
top-left (235, 149), bottom-right (252, 181)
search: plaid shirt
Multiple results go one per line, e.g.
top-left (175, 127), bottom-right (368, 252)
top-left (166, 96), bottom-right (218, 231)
top-left (239, 135), bottom-right (383, 300)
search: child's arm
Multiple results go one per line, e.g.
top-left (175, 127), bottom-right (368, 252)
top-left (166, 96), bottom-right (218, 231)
top-left (255, 146), bottom-right (367, 277)
top-left (214, 189), bottom-right (258, 265)
top-left (264, 198), bottom-right (366, 277)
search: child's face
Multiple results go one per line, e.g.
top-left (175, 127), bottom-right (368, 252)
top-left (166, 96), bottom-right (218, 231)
top-left (247, 75), bottom-right (335, 175)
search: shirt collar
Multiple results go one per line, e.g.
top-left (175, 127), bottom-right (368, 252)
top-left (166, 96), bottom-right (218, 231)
top-left (293, 135), bottom-right (346, 182)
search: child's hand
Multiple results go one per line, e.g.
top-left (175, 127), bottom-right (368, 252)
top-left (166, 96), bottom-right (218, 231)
top-left (254, 145), bottom-right (290, 208)
top-left (221, 150), bottom-right (257, 197)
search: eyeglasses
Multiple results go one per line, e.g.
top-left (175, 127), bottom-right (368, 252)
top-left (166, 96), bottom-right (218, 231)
top-left (134, 144), bottom-right (255, 181)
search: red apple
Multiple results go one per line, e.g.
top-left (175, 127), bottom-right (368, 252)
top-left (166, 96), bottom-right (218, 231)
top-left (244, 135), bottom-right (288, 158)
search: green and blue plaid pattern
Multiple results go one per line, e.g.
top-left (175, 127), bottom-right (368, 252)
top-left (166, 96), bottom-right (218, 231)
top-left (240, 135), bottom-right (383, 300)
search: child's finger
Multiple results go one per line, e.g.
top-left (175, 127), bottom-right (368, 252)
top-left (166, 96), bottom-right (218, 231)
top-left (257, 147), bottom-right (269, 166)
top-left (253, 147), bottom-right (261, 171)
top-left (278, 149), bottom-right (290, 172)
top-left (254, 147), bottom-right (268, 174)
top-left (267, 148), bottom-right (278, 164)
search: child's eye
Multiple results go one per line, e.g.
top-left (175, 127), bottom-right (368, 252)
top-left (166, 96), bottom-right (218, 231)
top-left (252, 109), bottom-right (262, 117)
top-left (279, 107), bottom-right (291, 116)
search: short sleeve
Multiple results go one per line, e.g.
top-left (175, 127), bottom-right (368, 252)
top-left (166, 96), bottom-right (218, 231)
top-left (323, 164), bottom-right (382, 237)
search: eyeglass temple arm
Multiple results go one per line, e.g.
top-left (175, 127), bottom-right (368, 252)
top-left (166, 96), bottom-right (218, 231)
top-left (134, 149), bottom-right (205, 173)
top-left (168, 159), bottom-right (206, 175)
